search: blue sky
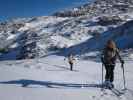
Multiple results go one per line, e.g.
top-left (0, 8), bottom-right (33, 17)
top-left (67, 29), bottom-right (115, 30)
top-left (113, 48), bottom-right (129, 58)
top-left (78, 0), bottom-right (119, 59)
top-left (0, 0), bottom-right (90, 22)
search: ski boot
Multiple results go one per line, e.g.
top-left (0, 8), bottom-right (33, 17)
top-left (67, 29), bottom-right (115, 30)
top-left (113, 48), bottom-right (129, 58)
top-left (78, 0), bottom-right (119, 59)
top-left (104, 80), bottom-right (114, 89)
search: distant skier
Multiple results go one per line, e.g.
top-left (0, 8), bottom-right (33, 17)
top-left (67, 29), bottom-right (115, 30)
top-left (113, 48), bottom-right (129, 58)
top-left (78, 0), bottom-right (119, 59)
top-left (101, 40), bottom-right (124, 88)
top-left (65, 53), bottom-right (75, 71)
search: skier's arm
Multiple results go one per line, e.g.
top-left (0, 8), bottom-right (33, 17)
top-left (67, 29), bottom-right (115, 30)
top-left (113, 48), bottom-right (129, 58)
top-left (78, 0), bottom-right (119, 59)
top-left (116, 49), bottom-right (124, 64)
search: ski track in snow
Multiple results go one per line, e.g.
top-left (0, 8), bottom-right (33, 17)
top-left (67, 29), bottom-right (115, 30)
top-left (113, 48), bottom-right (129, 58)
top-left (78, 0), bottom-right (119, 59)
top-left (0, 55), bottom-right (133, 100)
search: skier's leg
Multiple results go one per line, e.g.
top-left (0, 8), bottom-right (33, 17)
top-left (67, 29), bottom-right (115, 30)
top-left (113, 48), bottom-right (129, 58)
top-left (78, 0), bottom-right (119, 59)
top-left (104, 65), bottom-right (114, 88)
top-left (110, 65), bottom-right (115, 83)
top-left (110, 65), bottom-right (115, 88)
top-left (104, 65), bottom-right (111, 88)
top-left (105, 65), bottom-right (110, 81)
top-left (70, 63), bottom-right (73, 71)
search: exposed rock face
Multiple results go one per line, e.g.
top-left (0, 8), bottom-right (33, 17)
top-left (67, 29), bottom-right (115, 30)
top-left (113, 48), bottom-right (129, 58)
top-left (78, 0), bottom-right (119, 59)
top-left (17, 31), bottom-right (38, 59)
top-left (97, 15), bottom-right (122, 26)
top-left (54, 0), bottom-right (133, 17)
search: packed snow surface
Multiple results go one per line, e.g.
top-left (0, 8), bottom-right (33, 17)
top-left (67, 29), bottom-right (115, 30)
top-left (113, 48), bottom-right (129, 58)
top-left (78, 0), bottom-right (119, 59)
top-left (0, 55), bottom-right (133, 100)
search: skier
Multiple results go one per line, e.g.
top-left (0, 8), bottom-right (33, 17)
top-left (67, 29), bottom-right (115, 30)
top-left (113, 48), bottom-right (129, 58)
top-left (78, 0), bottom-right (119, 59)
top-left (101, 40), bottom-right (124, 88)
top-left (65, 53), bottom-right (75, 71)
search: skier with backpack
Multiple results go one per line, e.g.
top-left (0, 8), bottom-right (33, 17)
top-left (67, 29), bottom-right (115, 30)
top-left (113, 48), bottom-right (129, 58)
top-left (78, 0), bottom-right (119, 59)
top-left (64, 53), bottom-right (75, 71)
top-left (101, 40), bottom-right (124, 89)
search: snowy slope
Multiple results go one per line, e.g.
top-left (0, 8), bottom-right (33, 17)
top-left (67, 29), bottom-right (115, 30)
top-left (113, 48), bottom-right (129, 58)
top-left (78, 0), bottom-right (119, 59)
top-left (0, 14), bottom-right (133, 60)
top-left (0, 55), bottom-right (133, 100)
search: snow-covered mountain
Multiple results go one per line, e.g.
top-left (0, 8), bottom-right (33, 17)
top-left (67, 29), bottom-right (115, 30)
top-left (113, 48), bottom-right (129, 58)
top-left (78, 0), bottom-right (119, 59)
top-left (0, 0), bottom-right (133, 60)
top-left (54, 0), bottom-right (133, 17)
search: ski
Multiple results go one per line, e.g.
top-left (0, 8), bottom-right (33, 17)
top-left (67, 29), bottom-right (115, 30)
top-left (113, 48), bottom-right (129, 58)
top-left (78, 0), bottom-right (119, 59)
top-left (100, 84), bottom-right (125, 97)
top-left (110, 88), bottom-right (124, 96)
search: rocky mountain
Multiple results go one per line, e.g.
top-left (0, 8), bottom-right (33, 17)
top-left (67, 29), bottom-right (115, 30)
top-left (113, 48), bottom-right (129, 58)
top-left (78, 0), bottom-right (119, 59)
top-left (54, 0), bottom-right (133, 17)
top-left (0, 0), bottom-right (133, 60)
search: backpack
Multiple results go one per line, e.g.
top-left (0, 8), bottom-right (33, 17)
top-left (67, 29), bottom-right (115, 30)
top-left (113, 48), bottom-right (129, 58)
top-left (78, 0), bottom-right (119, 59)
top-left (102, 48), bottom-right (118, 65)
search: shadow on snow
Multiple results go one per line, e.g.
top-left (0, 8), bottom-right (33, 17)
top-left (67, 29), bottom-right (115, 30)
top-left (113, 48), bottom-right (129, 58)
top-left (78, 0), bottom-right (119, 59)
top-left (0, 79), bottom-right (103, 89)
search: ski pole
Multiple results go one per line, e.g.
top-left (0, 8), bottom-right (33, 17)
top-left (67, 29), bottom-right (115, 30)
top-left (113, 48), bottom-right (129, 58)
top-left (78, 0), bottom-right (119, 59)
top-left (122, 64), bottom-right (126, 90)
top-left (102, 63), bottom-right (104, 86)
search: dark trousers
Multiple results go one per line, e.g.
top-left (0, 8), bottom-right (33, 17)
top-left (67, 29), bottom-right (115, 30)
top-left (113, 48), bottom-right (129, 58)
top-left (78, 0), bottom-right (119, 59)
top-left (105, 65), bottom-right (115, 82)
top-left (69, 62), bottom-right (73, 71)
